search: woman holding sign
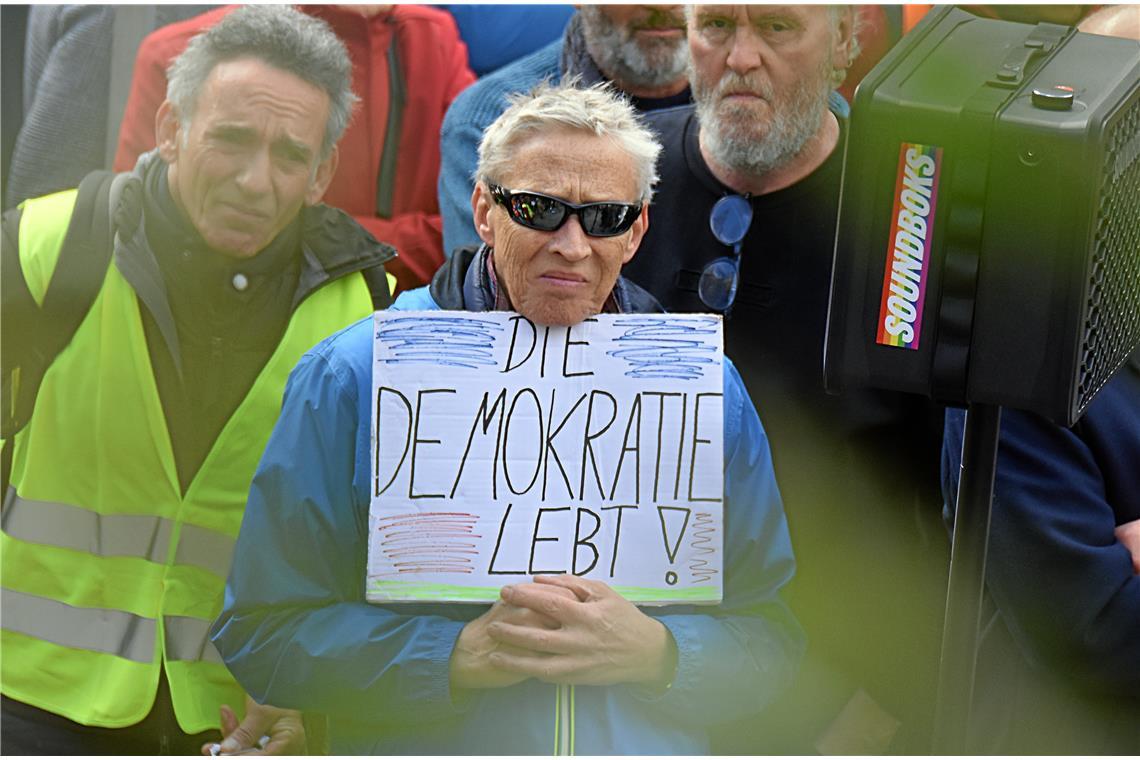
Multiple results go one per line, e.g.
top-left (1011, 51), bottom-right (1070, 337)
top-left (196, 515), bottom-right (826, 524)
top-left (212, 81), bottom-right (803, 755)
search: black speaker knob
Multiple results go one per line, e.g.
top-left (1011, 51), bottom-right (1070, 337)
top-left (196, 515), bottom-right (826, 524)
top-left (1031, 85), bottom-right (1076, 110)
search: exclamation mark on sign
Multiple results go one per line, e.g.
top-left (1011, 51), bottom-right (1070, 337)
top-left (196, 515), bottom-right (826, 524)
top-left (657, 506), bottom-right (692, 585)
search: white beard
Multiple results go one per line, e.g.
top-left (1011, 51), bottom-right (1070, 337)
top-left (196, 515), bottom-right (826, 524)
top-left (580, 7), bottom-right (689, 90)
top-left (692, 61), bottom-right (832, 176)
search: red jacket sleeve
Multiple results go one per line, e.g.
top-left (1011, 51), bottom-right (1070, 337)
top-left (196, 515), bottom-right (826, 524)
top-left (112, 38), bottom-right (169, 171)
top-left (352, 213), bottom-right (445, 290)
top-left (365, 7), bottom-right (474, 292)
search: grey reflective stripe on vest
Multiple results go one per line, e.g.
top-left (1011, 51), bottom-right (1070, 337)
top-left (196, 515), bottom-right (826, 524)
top-left (174, 523), bottom-right (236, 579)
top-left (164, 615), bottom-right (224, 665)
top-left (2, 492), bottom-right (172, 562)
top-left (3, 491), bottom-right (236, 577)
top-left (1, 588), bottom-right (156, 663)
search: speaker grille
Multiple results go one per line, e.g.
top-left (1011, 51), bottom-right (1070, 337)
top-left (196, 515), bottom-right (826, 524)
top-left (1077, 95), bottom-right (1140, 415)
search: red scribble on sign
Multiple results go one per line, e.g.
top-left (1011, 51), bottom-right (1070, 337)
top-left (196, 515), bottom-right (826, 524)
top-left (376, 512), bottom-right (482, 575)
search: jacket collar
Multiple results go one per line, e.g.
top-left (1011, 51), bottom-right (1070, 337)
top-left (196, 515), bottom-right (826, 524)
top-left (292, 204), bottom-right (395, 309)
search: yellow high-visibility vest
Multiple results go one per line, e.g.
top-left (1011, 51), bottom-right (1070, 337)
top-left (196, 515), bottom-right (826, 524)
top-left (1, 187), bottom-right (374, 731)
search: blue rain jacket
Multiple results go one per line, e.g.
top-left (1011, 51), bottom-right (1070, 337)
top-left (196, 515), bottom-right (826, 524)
top-left (213, 282), bottom-right (803, 754)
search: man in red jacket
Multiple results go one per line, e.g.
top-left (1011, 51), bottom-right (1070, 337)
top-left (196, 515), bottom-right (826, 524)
top-left (114, 4), bottom-right (475, 292)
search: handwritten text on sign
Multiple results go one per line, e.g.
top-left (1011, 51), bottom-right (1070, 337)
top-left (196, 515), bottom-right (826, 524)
top-left (367, 311), bottom-right (724, 605)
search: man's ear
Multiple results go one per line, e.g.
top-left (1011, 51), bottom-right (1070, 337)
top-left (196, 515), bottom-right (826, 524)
top-left (621, 204), bottom-right (650, 265)
top-left (471, 183), bottom-right (496, 247)
top-left (305, 145), bottom-right (339, 206)
top-left (155, 101), bottom-right (182, 164)
top-left (831, 6), bottom-right (856, 73)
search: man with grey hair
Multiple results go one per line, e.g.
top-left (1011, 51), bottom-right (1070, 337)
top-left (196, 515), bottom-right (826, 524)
top-left (438, 5), bottom-right (692, 257)
top-left (213, 80), bottom-right (804, 754)
top-left (623, 5), bottom-right (948, 753)
top-left (1, 5), bottom-right (392, 754)
top-left (112, 4), bottom-right (475, 292)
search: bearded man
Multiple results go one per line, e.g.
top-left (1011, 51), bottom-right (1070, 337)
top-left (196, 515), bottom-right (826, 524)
top-left (623, 5), bottom-right (950, 753)
top-left (0, 6), bottom-right (391, 754)
top-left (439, 5), bottom-right (692, 256)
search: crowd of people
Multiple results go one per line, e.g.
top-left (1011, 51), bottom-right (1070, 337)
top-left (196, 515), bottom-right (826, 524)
top-left (1, 3), bottom-right (1137, 755)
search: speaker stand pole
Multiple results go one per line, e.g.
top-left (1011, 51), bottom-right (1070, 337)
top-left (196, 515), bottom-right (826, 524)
top-left (932, 402), bottom-right (1002, 754)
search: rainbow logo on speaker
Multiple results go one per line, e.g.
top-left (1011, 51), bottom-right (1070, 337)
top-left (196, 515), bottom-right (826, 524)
top-left (876, 142), bottom-right (942, 350)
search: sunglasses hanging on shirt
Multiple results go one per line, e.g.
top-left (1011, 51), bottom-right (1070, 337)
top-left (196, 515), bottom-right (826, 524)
top-left (698, 193), bottom-right (753, 313)
top-left (488, 183), bottom-right (642, 238)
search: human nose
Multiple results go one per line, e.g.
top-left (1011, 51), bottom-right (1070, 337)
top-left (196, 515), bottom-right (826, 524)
top-left (551, 214), bottom-right (593, 262)
top-left (724, 25), bottom-right (765, 75)
top-left (234, 148), bottom-right (272, 196)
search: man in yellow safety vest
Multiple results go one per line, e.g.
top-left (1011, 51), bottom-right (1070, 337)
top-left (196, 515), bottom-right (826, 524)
top-left (1, 5), bottom-right (392, 754)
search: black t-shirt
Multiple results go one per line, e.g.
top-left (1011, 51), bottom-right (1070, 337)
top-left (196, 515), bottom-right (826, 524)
top-left (627, 105), bottom-right (939, 459)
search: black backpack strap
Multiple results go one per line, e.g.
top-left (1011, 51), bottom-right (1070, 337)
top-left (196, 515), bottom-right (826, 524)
top-left (1, 209), bottom-right (38, 433)
top-left (32, 172), bottom-right (119, 373)
top-left (360, 263), bottom-right (394, 310)
top-left (1, 170), bottom-right (129, 491)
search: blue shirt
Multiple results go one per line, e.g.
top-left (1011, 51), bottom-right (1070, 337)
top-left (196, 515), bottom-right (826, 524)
top-left (441, 4), bottom-right (573, 77)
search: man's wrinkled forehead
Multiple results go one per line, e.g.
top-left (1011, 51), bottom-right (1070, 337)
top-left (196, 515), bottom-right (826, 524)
top-left (690, 4), bottom-right (830, 26)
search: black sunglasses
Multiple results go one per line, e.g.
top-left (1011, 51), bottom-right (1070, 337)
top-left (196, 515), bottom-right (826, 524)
top-left (488, 183), bottom-right (642, 238)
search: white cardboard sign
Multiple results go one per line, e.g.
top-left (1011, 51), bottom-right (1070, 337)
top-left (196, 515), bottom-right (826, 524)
top-left (367, 311), bottom-right (724, 605)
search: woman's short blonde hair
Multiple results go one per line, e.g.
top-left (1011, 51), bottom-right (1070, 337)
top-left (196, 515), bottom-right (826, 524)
top-left (476, 78), bottom-right (662, 203)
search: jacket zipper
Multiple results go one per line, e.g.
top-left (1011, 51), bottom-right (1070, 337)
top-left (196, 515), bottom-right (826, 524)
top-left (554, 683), bottom-right (574, 755)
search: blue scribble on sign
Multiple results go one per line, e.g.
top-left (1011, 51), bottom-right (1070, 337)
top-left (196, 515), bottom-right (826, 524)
top-left (376, 315), bottom-right (503, 369)
top-left (607, 317), bottom-right (720, 380)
